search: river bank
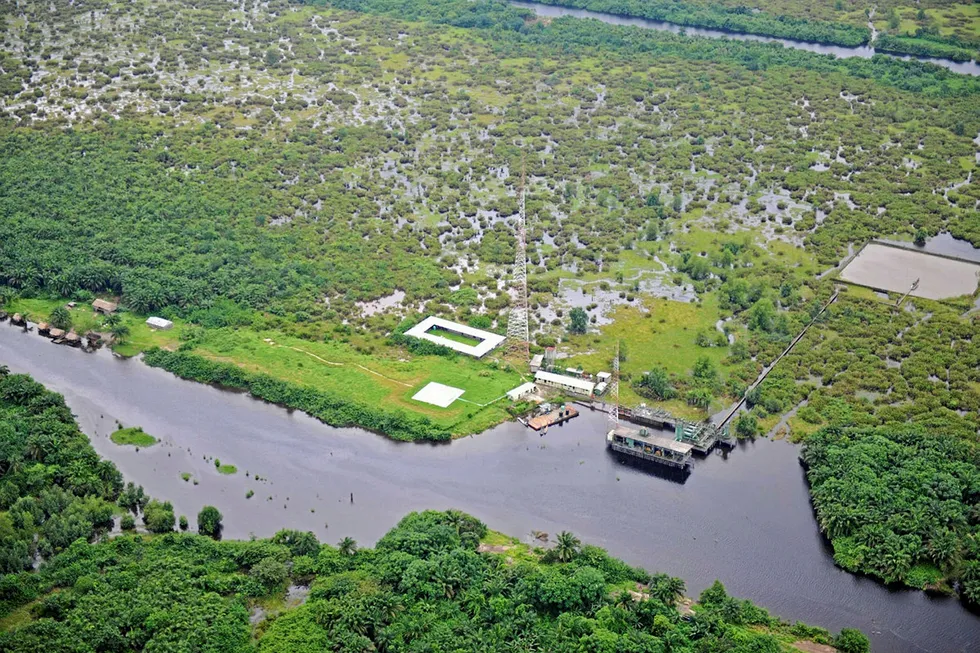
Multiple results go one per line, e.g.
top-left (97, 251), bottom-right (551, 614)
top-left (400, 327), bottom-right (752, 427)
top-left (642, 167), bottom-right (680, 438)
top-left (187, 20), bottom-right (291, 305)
top-left (510, 1), bottom-right (980, 76)
top-left (1, 323), bottom-right (976, 651)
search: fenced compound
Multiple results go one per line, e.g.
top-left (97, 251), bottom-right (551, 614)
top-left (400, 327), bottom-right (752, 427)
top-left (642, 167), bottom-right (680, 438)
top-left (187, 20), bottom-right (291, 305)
top-left (838, 242), bottom-right (980, 300)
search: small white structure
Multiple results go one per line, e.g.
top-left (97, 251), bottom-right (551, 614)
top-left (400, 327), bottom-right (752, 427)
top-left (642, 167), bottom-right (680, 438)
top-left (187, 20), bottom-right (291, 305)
top-left (534, 370), bottom-right (595, 396)
top-left (596, 372), bottom-right (612, 382)
top-left (412, 382), bottom-right (465, 408)
top-left (529, 353), bottom-right (544, 372)
top-left (595, 382), bottom-right (609, 396)
top-left (506, 382), bottom-right (538, 402)
top-left (404, 316), bottom-right (506, 358)
top-left (146, 317), bottom-right (173, 330)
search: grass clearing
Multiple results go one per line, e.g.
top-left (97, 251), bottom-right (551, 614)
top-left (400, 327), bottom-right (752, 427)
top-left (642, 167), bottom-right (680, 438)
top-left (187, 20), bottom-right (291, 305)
top-left (110, 427), bottom-right (157, 447)
top-left (191, 328), bottom-right (523, 435)
top-left (425, 325), bottom-right (484, 347)
top-left (217, 464), bottom-right (237, 475)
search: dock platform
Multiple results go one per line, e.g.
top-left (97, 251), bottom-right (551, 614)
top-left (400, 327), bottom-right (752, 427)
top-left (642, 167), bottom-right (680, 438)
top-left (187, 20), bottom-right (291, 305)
top-left (607, 425), bottom-right (693, 470)
top-left (527, 405), bottom-right (579, 431)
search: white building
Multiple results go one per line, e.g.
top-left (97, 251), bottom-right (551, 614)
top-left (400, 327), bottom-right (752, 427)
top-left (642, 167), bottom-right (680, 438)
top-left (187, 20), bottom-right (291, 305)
top-left (146, 317), bottom-right (174, 330)
top-left (534, 370), bottom-right (595, 396)
top-left (506, 382), bottom-right (538, 402)
top-left (403, 316), bottom-right (505, 358)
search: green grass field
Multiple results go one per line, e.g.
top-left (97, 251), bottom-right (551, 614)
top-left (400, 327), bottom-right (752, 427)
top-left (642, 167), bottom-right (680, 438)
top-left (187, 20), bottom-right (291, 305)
top-left (191, 328), bottom-right (524, 436)
top-left (110, 427), bottom-right (157, 447)
top-left (426, 326), bottom-right (484, 347)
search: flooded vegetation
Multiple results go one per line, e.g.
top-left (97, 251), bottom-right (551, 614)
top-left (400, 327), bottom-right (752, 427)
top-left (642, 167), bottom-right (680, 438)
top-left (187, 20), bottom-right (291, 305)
top-left (1, 0), bottom-right (979, 649)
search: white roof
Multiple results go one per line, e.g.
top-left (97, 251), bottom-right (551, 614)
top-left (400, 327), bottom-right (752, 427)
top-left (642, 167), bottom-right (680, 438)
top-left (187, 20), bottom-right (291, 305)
top-left (404, 316), bottom-right (506, 358)
top-left (412, 382), bottom-right (465, 408)
top-left (535, 370), bottom-right (595, 394)
top-left (530, 354), bottom-right (544, 364)
top-left (506, 382), bottom-right (538, 401)
top-left (596, 372), bottom-right (612, 381)
top-left (145, 317), bottom-right (173, 328)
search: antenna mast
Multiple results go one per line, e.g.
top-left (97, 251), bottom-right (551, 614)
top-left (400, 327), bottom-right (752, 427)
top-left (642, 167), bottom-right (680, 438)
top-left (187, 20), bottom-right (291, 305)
top-left (608, 341), bottom-right (620, 429)
top-left (505, 159), bottom-right (530, 364)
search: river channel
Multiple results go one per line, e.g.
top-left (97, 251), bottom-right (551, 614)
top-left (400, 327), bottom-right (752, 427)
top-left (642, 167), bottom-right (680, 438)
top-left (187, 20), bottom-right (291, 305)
top-left (509, 1), bottom-right (980, 77)
top-left (1, 325), bottom-right (977, 651)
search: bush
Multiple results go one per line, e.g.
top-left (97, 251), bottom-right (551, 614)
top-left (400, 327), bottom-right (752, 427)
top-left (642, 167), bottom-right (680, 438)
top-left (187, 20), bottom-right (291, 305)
top-left (142, 500), bottom-right (175, 533)
top-left (120, 514), bottom-right (135, 531)
top-left (835, 628), bottom-right (870, 653)
top-left (197, 505), bottom-right (223, 539)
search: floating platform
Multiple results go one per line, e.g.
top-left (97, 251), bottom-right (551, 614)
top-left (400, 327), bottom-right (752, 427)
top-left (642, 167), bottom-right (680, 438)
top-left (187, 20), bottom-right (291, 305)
top-left (527, 404), bottom-right (579, 431)
top-left (607, 425), bottom-right (693, 470)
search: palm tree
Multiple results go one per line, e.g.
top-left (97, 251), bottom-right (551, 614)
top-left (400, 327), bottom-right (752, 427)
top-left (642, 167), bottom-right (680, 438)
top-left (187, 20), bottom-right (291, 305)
top-left (554, 531), bottom-right (580, 563)
top-left (652, 576), bottom-right (686, 605)
top-left (338, 536), bottom-right (357, 557)
top-left (110, 323), bottom-right (130, 343)
top-left (445, 508), bottom-right (466, 535)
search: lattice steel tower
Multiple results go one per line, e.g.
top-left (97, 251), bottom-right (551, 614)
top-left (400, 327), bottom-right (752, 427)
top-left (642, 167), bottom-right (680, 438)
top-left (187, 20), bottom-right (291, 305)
top-left (608, 341), bottom-right (620, 429)
top-left (505, 163), bottom-right (530, 364)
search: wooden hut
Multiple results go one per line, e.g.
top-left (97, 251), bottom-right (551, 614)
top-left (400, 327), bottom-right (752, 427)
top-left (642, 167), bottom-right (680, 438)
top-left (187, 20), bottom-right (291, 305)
top-left (64, 332), bottom-right (81, 347)
top-left (92, 299), bottom-right (118, 315)
top-left (37, 322), bottom-right (50, 335)
top-left (49, 327), bottom-right (66, 339)
top-left (11, 313), bottom-right (25, 326)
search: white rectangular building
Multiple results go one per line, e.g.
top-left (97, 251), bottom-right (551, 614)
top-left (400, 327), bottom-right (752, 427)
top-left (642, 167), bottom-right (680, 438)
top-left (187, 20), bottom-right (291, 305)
top-left (506, 382), bottom-right (538, 402)
top-left (404, 316), bottom-right (506, 358)
top-left (146, 317), bottom-right (174, 330)
top-left (534, 370), bottom-right (595, 396)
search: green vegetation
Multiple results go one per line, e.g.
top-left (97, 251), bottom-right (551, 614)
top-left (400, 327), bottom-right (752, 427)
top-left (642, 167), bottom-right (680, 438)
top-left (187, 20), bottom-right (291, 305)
top-left (109, 426), bottom-right (157, 448)
top-left (0, 369), bottom-right (122, 580)
top-left (802, 424), bottom-right (980, 598)
top-left (143, 348), bottom-right (453, 442)
top-left (197, 505), bottom-right (223, 539)
top-left (424, 325), bottom-right (484, 347)
top-left (1, 0), bottom-right (978, 608)
top-left (524, 0), bottom-right (872, 46)
top-left (217, 463), bottom-right (238, 475)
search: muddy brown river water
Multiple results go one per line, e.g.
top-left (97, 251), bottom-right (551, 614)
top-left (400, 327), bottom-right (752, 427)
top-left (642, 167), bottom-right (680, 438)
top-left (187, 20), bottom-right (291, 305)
top-left (1, 324), bottom-right (978, 651)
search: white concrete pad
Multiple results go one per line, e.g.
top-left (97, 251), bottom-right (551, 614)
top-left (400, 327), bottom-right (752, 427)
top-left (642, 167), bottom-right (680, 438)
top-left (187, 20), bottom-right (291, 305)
top-left (412, 382), bottom-right (465, 408)
top-left (404, 316), bottom-right (506, 357)
top-left (840, 243), bottom-right (980, 300)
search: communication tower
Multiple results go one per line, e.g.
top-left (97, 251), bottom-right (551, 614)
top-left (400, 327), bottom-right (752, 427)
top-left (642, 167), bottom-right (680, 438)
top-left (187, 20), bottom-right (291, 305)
top-left (505, 162), bottom-right (530, 363)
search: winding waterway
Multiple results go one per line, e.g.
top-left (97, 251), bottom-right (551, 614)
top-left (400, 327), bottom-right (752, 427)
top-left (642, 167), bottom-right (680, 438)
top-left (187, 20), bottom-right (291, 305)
top-left (509, 1), bottom-right (980, 76)
top-left (1, 325), bottom-right (977, 651)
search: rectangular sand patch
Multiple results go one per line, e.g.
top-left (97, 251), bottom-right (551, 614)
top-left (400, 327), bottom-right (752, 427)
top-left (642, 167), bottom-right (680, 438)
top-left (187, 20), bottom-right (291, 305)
top-left (839, 243), bottom-right (980, 300)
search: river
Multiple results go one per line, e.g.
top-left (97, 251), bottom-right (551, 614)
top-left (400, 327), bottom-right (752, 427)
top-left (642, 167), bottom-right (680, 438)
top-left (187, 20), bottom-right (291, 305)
top-left (1, 325), bottom-right (977, 651)
top-left (509, 1), bottom-right (980, 77)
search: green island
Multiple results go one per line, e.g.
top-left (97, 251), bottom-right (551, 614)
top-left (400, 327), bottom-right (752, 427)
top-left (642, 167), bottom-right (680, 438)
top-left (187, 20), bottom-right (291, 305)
top-left (109, 426), bottom-right (157, 448)
top-left (0, 370), bottom-right (867, 651)
top-left (0, 0), bottom-right (978, 634)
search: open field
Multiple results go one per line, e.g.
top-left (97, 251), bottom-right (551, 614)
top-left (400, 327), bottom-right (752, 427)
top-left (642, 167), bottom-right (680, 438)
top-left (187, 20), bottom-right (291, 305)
top-left (190, 328), bottom-right (523, 436)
